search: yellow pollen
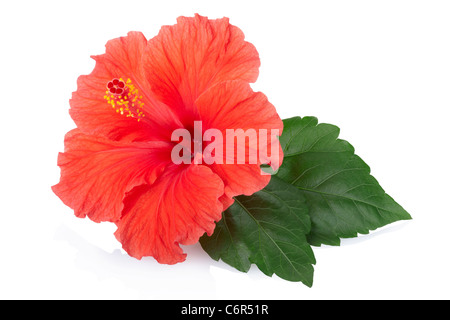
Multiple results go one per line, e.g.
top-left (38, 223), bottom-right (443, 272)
top-left (104, 78), bottom-right (145, 121)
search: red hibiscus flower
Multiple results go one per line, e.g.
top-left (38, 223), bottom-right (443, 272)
top-left (52, 14), bottom-right (283, 264)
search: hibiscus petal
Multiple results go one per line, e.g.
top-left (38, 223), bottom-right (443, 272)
top-left (212, 165), bottom-right (271, 211)
top-left (195, 80), bottom-right (284, 206)
top-left (196, 80), bottom-right (282, 133)
top-left (114, 164), bottom-right (224, 264)
top-left (69, 31), bottom-right (182, 142)
top-left (144, 14), bottom-right (260, 122)
top-left (52, 129), bottom-right (173, 222)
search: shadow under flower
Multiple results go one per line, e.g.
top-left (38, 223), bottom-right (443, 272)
top-left (53, 224), bottom-right (246, 299)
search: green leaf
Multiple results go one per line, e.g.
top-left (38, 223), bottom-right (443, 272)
top-left (277, 116), bottom-right (412, 246)
top-left (200, 176), bottom-right (316, 287)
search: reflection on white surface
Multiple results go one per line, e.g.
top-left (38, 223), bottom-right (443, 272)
top-left (53, 220), bottom-right (411, 299)
top-left (53, 224), bottom-right (246, 299)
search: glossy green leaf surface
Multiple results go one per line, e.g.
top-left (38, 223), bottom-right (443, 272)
top-left (200, 176), bottom-right (315, 286)
top-left (277, 116), bottom-right (411, 246)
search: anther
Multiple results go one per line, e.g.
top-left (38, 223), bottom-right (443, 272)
top-left (104, 78), bottom-right (146, 122)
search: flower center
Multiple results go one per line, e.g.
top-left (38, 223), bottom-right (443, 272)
top-left (104, 78), bottom-right (145, 121)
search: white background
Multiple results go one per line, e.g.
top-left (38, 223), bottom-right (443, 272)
top-left (1, 0), bottom-right (449, 300)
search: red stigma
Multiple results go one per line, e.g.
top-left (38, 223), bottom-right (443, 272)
top-left (107, 78), bottom-right (126, 95)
